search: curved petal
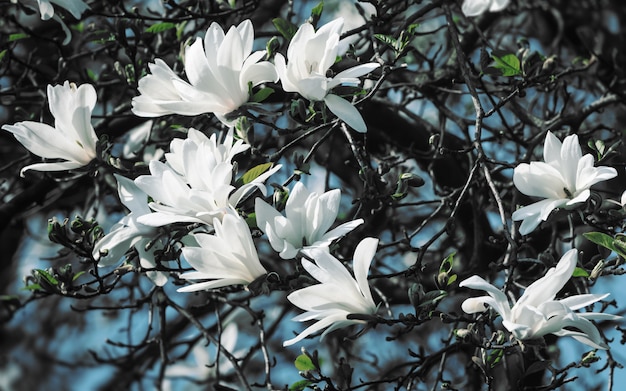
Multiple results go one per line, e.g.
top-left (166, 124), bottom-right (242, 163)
top-left (324, 94), bottom-right (367, 133)
top-left (515, 249), bottom-right (577, 310)
top-left (328, 63), bottom-right (380, 89)
top-left (352, 237), bottom-right (378, 305)
top-left (460, 275), bottom-right (511, 319)
top-left (316, 218), bottom-right (364, 246)
top-left (283, 312), bottom-right (345, 347)
top-left (461, 0), bottom-right (491, 16)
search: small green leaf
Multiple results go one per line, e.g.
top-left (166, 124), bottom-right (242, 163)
top-left (309, 1), bottom-right (324, 25)
top-left (72, 271), bottom-right (86, 281)
top-left (440, 252), bottom-right (456, 274)
top-left (572, 267), bottom-right (590, 278)
top-left (22, 284), bottom-right (42, 291)
top-left (418, 290), bottom-right (447, 308)
top-left (488, 349), bottom-right (504, 368)
top-left (446, 274), bottom-right (458, 286)
top-left (35, 269), bottom-right (59, 286)
top-left (290, 379), bottom-right (313, 391)
top-left (146, 22), bottom-right (176, 34)
top-left (251, 87), bottom-right (274, 103)
top-left (71, 22), bottom-right (85, 33)
top-left (491, 52), bottom-right (522, 77)
top-left (613, 234), bottom-right (626, 258)
top-left (9, 33), bottom-right (28, 42)
top-left (273, 18), bottom-right (299, 41)
top-left (0, 50), bottom-right (6, 63)
top-left (294, 354), bottom-right (316, 371)
top-left (86, 69), bottom-right (98, 82)
top-left (374, 34), bottom-right (397, 49)
top-left (238, 162), bottom-right (273, 186)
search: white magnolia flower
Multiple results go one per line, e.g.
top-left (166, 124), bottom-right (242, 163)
top-left (255, 182), bottom-right (363, 259)
top-left (132, 20), bottom-right (278, 125)
top-left (274, 17), bottom-right (379, 133)
top-left (93, 175), bottom-right (169, 286)
top-left (283, 237), bottom-right (379, 346)
top-left (30, 0), bottom-right (89, 20)
top-left (2, 81), bottom-right (98, 176)
top-left (165, 128), bottom-right (250, 174)
top-left (512, 132), bottom-right (617, 235)
top-left (461, 0), bottom-right (509, 17)
top-left (178, 213), bottom-right (267, 292)
top-left (135, 129), bottom-right (279, 227)
top-left (460, 249), bottom-right (621, 350)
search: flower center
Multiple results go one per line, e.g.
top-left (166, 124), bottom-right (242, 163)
top-left (305, 60), bottom-right (319, 75)
top-left (563, 187), bottom-right (573, 198)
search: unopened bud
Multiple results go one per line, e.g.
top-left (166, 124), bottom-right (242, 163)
top-left (454, 328), bottom-right (471, 339)
top-left (589, 260), bottom-right (604, 280)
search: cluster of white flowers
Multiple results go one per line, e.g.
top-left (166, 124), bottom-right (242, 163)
top-left (2, 15), bottom-right (621, 353)
top-left (132, 18), bottom-right (379, 132)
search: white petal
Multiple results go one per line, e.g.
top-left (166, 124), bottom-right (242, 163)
top-left (324, 94), bottom-right (367, 133)
top-left (461, 0), bottom-right (490, 16)
top-left (352, 237), bottom-right (378, 304)
top-left (460, 275), bottom-right (511, 319)
top-left (515, 249), bottom-right (577, 310)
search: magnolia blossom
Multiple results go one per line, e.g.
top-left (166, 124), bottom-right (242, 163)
top-left (512, 132), bottom-right (617, 235)
top-left (165, 128), bottom-right (250, 174)
top-left (460, 249), bottom-right (621, 349)
top-left (283, 237), bottom-right (379, 346)
top-left (255, 182), bottom-right (363, 259)
top-left (135, 129), bottom-right (279, 227)
top-left (178, 213), bottom-right (267, 292)
top-left (461, 0), bottom-right (509, 17)
top-left (2, 81), bottom-right (98, 176)
top-left (274, 17), bottom-right (379, 133)
top-left (132, 20), bottom-right (278, 125)
top-left (93, 175), bottom-right (168, 286)
top-left (28, 0), bottom-right (89, 20)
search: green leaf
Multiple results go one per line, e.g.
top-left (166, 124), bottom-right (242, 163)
top-left (309, 1), bottom-right (324, 25)
top-left (446, 274), bottom-right (458, 286)
top-left (583, 232), bottom-right (617, 252)
top-left (613, 234), bottom-right (626, 258)
top-left (238, 162), bottom-right (273, 186)
top-left (491, 52), bottom-right (522, 77)
top-left (374, 34), bottom-right (398, 50)
top-left (290, 379), bottom-right (313, 391)
top-left (72, 271), bottom-right (87, 281)
top-left (9, 33), bottom-right (28, 42)
top-left (572, 267), bottom-right (590, 278)
top-left (251, 87), bottom-right (274, 103)
top-left (294, 354), bottom-right (316, 371)
top-left (71, 22), bottom-right (85, 33)
top-left (22, 284), bottom-right (42, 291)
top-left (35, 269), bottom-right (59, 286)
top-left (0, 50), bottom-right (6, 63)
top-left (488, 349), bottom-right (504, 368)
top-left (244, 212), bottom-right (257, 228)
top-left (273, 18), bottom-right (299, 41)
top-left (86, 69), bottom-right (98, 82)
top-left (440, 252), bottom-right (456, 274)
top-left (146, 22), bottom-right (176, 34)
top-left (418, 290), bottom-right (447, 308)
